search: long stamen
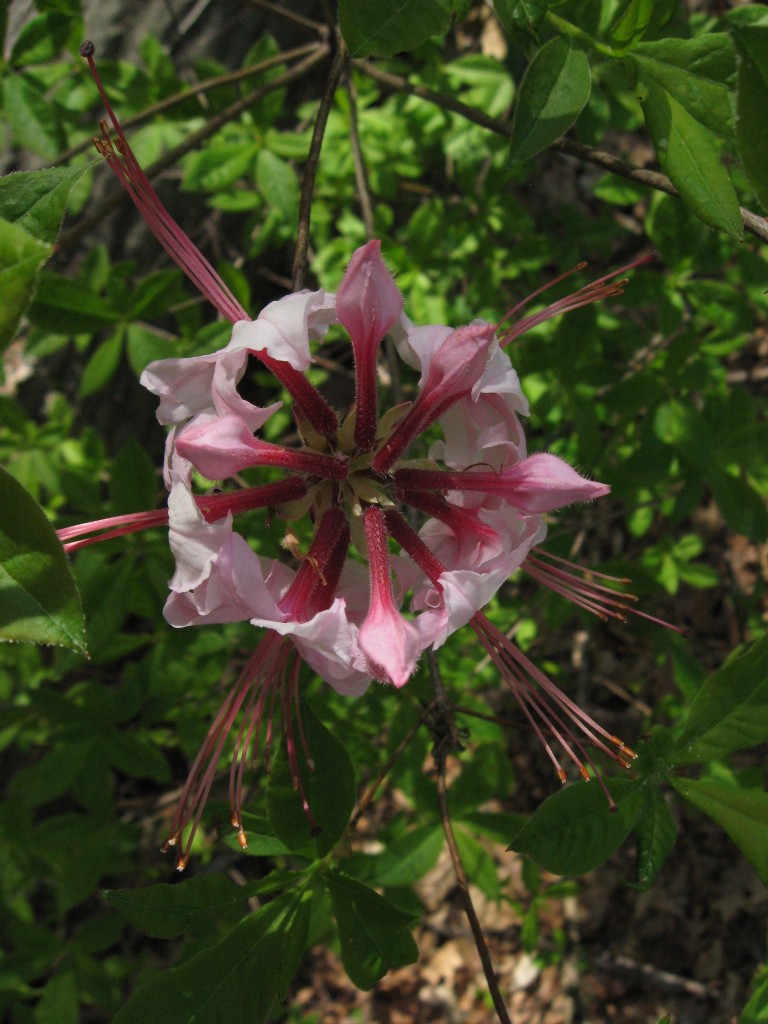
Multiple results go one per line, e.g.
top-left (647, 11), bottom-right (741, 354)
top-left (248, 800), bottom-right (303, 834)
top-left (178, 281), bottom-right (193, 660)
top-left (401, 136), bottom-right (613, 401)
top-left (524, 549), bottom-right (686, 634)
top-left (57, 477), bottom-right (308, 552)
top-left (498, 252), bottom-right (658, 347)
top-left (81, 43), bottom-right (338, 438)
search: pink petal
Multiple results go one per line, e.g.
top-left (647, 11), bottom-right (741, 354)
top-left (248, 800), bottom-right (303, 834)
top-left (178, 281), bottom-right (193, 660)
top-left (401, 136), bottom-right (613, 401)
top-left (336, 240), bottom-right (403, 352)
top-left (501, 454), bottom-right (610, 513)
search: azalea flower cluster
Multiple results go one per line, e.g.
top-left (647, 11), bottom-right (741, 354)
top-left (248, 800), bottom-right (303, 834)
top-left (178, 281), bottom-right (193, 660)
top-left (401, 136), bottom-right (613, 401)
top-left (63, 45), bottom-right (667, 868)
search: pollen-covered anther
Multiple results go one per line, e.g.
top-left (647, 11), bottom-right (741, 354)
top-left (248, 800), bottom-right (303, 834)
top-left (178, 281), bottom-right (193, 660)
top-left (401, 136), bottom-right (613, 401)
top-left (237, 830), bottom-right (248, 850)
top-left (176, 854), bottom-right (189, 872)
top-left (557, 768), bottom-right (567, 784)
top-left (579, 765), bottom-right (591, 782)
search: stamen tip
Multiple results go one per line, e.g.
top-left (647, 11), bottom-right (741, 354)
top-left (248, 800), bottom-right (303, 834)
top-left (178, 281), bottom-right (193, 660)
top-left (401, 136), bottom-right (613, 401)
top-left (176, 855), bottom-right (189, 872)
top-left (237, 830), bottom-right (248, 850)
top-left (557, 768), bottom-right (567, 784)
top-left (579, 765), bottom-right (591, 782)
top-left (310, 825), bottom-right (323, 838)
top-left (80, 40), bottom-right (95, 58)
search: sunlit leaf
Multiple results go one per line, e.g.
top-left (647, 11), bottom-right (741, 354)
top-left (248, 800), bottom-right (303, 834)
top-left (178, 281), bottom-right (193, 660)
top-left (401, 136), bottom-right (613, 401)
top-left (671, 778), bottom-right (768, 885)
top-left (0, 219), bottom-right (51, 350)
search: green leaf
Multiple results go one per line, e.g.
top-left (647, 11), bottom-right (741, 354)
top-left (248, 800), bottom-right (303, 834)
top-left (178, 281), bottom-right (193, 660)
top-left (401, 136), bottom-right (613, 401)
top-left (221, 813), bottom-right (293, 858)
top-left (35, 969), bottom-right (79, 1024)
top-left (630, 35), bottom-right (736, 136)
top-left (126, 323), bottom-right (177, 375)
top-left (454, 825), bottom-right (501, 899)
top-left (28, 272), bottom-right (120, 335)
top-left (103, 874), bottom-right (291, 939)
top-left (708, 469), bottom-right (768, 541)
top-left (113, 887), bottom-right (312, 1024)
top-left (610, 0), bottom-right (654, 51)
top-left (0, 164), bottom-right (92, 244)
top-left (110, 438), bottom-right (159, 516)
top-left (670, 778), bottom-right (768, 885)
top-left (507, 778), bottom-right (645, 875)
top-left (632, 785), bottom-right (676, 891)
top-left (370, 824), bottom-right (444, 887)
top-left (494, 0), bottom-right (547, 36)
top-left (733, 26), bottom-right (768, 211)
top-left (741, 965), bottom-right (768, 1023)
top-left (2, 74), bottom-right (64, 160)
top-left (78, 331), bottom-right (124, 399)
top-left (0, 219), bottom-right (52, 350)
top-left (324, 871), bottom-right (418, 990)
top-left (10, 11), bottom-right (75, 66)
top-left (0, 466), bottom-right (87, 653)
top-left (267, 703), bottom-right (356, 855)
top-left (673, 631), bottom-right (768, 764)
top-left (635, 77), bottom-right (741, 239)
top-left (255, 150), bottom-right (299, 223)
top-left (339, 0), bottom-right (452, 58)
top-left (183, 141), bottom-right (259, 194)
top-left (508, 37), bottom-right (591, 164)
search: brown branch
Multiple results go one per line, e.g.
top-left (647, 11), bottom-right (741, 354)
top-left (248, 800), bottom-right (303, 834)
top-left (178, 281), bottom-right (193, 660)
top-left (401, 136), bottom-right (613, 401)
top-left (345, 68), bottom-right (376, 240)
top-left (352, 59), bottom-right (768, 246)
top-left (292, 46), bottom-right (345, 290)
top-left (58, 43), bottom-right (326, 166)
top-left (427, 650), bottom-right (513, 1024)
top-left (58, 45), bottom-right (331, 252)
top-left (248, 0), bottom-right (328, 35)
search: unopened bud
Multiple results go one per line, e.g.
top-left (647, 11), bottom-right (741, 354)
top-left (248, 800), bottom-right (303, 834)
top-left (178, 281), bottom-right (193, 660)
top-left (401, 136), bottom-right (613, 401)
top-left (80, 40), bottom-right (95, 58)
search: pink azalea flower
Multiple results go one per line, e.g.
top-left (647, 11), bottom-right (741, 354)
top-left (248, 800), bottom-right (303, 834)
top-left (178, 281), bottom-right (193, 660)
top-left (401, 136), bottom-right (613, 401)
top-left (63, 45), bottom-right (676, 865)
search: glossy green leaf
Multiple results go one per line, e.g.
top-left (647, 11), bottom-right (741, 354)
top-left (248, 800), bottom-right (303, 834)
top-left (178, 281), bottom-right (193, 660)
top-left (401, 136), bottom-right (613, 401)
top-left (256, 150), bottom-right (299, 223)
top-left (508, 37), bottom-right (591, 164)
top-left (671, 778), bottom-right (768, 885)
top-left (507, 778), bottom-right (645, 875)
top-left (610, 0), bottom-right (653, 50)
top-left (103, 874), bottom-right (298, 939)
top-left (632, 785), bottom-right (676, 891)
top-left (113, 887), bottom-right (312, 1024)
top-left (733, 26), bottom-right (768, 211)
top-left (324, 871), bottom-right (418, 990)
top-left (0, 466), bottom-right (87, 653)
top-left (636, 78), bottom-right (741, 239)
top-left (673, 631), bottom-right (768, 764)
top-left (267, 703), bottom-right (356, 855)
top-left (339, 0), bottom-right (452, 58)
top-left (0, 164), bottom-right (92, 244)
top-left (0, 219), bottom-right (52, 350)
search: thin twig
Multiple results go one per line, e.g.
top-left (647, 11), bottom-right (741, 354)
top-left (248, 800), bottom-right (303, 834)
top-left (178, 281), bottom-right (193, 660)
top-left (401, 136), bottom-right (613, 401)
top-left (345, 67), bottom-right (375, 240)
top-left (292, 46), bottom-right (345, 290)
top-left (353, 59), bottom-right (768, 246)
top-left (349, 718), bottom-right (422, 830)
top-left (58, 45), bottom-right (330, 252)
top-left (427, 650), bottom-right (513, 1024)
top-left (58, 43), bottom-right (326, 166)
top-left (248, 0), bottom-right (328, 35)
